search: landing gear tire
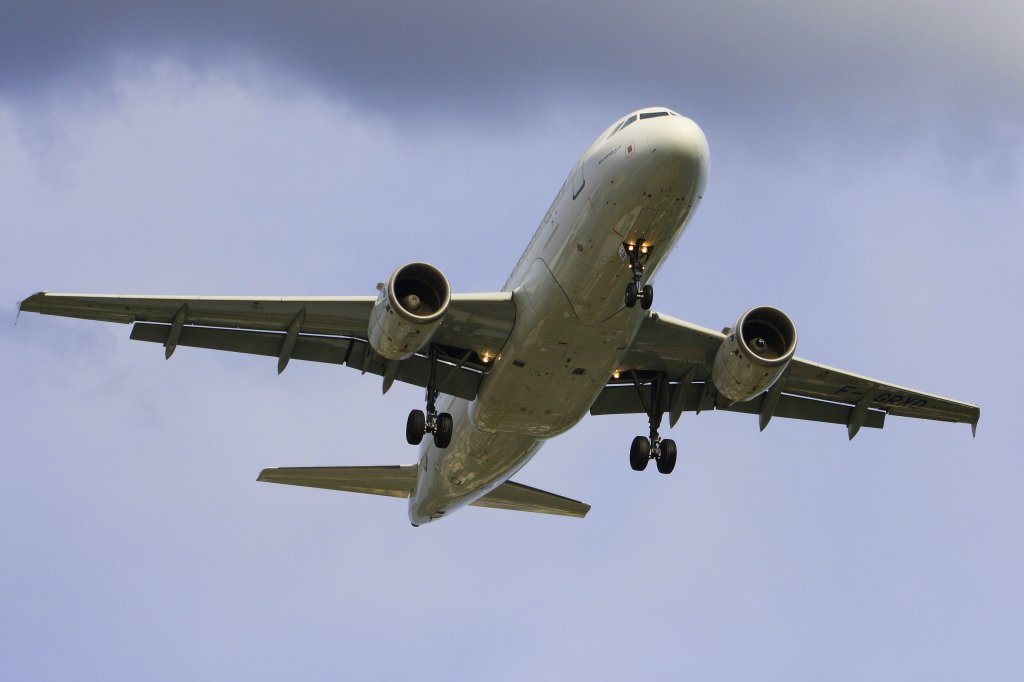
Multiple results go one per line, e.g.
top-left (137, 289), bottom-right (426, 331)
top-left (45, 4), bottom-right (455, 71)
top-left (629, 436), bottom-right (651, 471)
top-left (625, 282), bottom-right (639, 309)
top-left (433, 412), bottom-right (453, 449)
top-left (656, 438), bottom-right (677, 474)
top-left (641, 284), bottom-right (654, 310)
top-left (409, 345), bottom-right (453, 449)
top-left (406, 409), bottom-right (425, 445)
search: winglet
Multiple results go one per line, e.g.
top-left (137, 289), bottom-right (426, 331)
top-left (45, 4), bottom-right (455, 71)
top-left (17, 292), bottom-right (47, 320)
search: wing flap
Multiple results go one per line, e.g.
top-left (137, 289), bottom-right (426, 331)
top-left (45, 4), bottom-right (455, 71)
top-left (257, 465), bottom-right (417, 498)
top-left (130, 323), bottom-right (482, 400)
top-left (590, 382), bottom-right (887, 429)
top-left (470, 480), bottom-right (591, 518)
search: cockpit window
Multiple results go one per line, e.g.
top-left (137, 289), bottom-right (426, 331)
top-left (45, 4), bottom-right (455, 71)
top-left (608, 114), bottom-right (637, 139)
top-left (608, 111), bottom-right (672, 139)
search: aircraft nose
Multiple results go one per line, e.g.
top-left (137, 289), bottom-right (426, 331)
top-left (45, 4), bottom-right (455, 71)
top-left (648, 115), bottom-right (710, 186)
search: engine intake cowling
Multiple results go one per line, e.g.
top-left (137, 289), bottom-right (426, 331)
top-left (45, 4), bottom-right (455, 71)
top-left (712, 306), bottom-right (797, 403)
top-left (368, 262), bottom-right (451, 361)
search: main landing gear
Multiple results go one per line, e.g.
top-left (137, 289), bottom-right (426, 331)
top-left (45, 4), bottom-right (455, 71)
top-left (626, 371), bottom-right (677, 474)
top-left (406, 345), bottom-right (453, 449)
top-left (623, 240), bottom-right (654, 310)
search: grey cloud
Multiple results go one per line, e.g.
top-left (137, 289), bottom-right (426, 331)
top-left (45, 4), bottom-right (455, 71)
top-left (3, 1), bottom-right (1021, 129)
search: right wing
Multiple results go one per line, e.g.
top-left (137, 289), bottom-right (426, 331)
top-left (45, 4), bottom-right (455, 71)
top-left (592, 311), bottom-right (979, 438)
top-left (19, 291), bottom-right (516, 400)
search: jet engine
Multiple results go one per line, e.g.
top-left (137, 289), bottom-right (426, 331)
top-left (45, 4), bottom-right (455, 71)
top-left (368, 262), bottom-right (451, 361)
top-left (712, 306), bottom-right (797, 403)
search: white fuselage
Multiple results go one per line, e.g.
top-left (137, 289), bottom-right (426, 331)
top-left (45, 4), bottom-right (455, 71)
top-left (408, 109), bottom-right (710, 524)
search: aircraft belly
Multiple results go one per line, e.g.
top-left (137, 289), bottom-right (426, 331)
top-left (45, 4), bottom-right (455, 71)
top-left (473, 259), bottom-right (634, 437)
top-left (408, 396), bottom-right (540, 524)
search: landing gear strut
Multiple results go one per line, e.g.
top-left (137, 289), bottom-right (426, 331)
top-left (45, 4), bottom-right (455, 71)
top-left (627, 371), bottom-right (677, 474)
top-left (406, 345), bottom-right (453, 448)
top-left (623, 240), bottom-right (654, 310)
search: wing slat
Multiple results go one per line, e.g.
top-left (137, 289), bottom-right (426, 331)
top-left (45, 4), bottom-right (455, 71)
top-left (19, 291), bottom-right (516, 355)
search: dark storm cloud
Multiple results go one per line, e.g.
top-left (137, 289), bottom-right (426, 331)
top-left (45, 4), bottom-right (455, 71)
top-left (3, 1), bottom-right (1021, 125)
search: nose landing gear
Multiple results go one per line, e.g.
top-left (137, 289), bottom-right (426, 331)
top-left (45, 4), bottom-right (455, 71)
top-left (626, 371), bottom-right (677, 474)
top-left (623, 240), bottom-right (654, 310)
top-left (406, 345), bottom-right (453, 449)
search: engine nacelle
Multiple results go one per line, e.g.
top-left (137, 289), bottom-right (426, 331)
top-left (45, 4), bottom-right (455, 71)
top-left (712, 306), bottom-right (798, 403)
top-left (368, 262), bottom-right (451, 361)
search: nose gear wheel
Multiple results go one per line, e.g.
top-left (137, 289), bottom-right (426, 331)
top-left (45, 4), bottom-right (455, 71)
top-left (623, 239), bottom-right (654, 309)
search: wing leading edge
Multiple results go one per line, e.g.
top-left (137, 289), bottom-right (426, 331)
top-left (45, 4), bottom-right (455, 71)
top-left (596, 311), bottom-right (979, 437)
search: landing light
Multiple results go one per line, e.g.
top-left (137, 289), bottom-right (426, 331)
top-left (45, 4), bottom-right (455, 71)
top-left (612, 370), bottom-right (621, 379)
top-left (640, 246), bottom-right (649, 254)
top-left (481, 352), bottom-right (492, 364)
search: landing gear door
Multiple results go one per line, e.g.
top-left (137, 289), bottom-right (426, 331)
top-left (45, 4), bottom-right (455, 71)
top-left (571, 161), bottom-right (585, 200)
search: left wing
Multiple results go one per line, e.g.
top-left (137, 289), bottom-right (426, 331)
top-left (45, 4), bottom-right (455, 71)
top-left (592, 311), bottom-right (980, 438)
top-left (19, 291), bottom-right (516, 400)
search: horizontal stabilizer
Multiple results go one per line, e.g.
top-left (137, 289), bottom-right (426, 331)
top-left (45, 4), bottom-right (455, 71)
top-left (258, 466), bottom-right (589, 518)
top-left (471, 480), bottom-right (590, 518)
top-left (257, 465), bottom-right (416, 499)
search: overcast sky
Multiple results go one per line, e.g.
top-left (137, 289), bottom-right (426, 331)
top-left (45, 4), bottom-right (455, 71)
top-left (2, 2), bottom-right (1021, 680)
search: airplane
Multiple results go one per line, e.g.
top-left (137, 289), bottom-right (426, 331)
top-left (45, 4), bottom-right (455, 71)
top-left (20, 106), bottom-right (980, 526)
